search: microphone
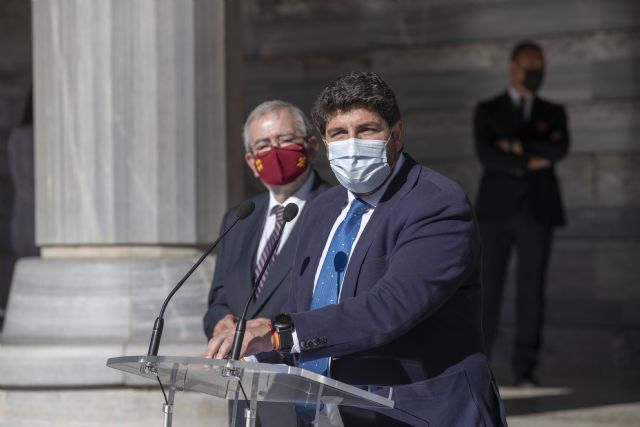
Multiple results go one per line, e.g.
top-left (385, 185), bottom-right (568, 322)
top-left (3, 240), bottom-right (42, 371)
top-left (229, 202), bottom-right (299, 361)
top-left (146, 200), bottom-right (255, 357)
top-left (334, 251), bottom-right (348, 295)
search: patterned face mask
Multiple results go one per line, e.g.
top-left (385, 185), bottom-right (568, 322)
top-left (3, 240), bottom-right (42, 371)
top-left (255, 144), bottom-right (308, 186)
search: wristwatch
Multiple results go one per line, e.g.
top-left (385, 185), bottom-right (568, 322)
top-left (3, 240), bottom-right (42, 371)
top-left (272, 313), bottom-right (294, 353)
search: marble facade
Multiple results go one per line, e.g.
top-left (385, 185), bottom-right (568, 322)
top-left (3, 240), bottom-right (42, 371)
top-left (1, 0), bottom-right (242, 425)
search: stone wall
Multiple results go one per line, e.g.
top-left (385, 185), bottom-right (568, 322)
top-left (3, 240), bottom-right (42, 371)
top-left (241, 0), bottom-right (640, 370)
top-left (0, 1), bottom-right (637, 425)
top-left (0, 0), bottom-right (637, 382)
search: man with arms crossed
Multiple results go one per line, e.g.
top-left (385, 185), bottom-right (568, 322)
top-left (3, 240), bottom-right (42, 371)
top-left (474, 41), bottom-right (569, 387)
top-left (206, 73), bottom-right (506, 426)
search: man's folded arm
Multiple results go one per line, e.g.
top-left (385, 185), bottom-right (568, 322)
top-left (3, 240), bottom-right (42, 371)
top-left (522, 108), bottom-right (570, 161)
top-left (474, 105), bottom-right (529, 172)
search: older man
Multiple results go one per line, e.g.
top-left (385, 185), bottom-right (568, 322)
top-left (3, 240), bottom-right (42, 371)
top-left (203, 100), bottom-right (329, 426)
top-left (206, 73), bottom-right (506, 426)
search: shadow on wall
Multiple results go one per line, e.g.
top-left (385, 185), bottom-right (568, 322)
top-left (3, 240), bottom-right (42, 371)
top-left (0, 89), bottom-right (39, 331)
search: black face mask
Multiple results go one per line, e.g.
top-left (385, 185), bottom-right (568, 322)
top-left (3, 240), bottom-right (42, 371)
top-left (523, 69), bottom-right (544, 93)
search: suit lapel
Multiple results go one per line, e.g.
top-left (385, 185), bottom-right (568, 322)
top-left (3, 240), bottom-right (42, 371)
top-left (530, 96), bottom-right (542, 125)
top-left (233, 195), bottom-right (268, 310)
top-left (250, 174), bottom-right (332, 315)
top-left (247, 223), bottom-right (297, 317)
top-left (339, 156), bottom-right (420, 300)
top-left (496, 92), bottom-right (522, 136)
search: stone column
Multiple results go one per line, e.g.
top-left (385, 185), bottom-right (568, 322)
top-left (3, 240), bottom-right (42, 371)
top-left (0, 1), bottom-right (242, 425)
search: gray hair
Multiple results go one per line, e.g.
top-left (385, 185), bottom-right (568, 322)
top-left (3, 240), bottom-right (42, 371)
top-left (242, 100), bottom-right (313, 152)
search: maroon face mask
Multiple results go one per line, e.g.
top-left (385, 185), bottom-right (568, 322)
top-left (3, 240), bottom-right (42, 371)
top-left (255, 144), bottom-right (308, 186)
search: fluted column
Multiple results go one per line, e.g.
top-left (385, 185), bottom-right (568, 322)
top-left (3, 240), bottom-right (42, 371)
top-left (0, 1), bottom-right (242, 425)
top-left (33, 0), bottom-right (243, 246)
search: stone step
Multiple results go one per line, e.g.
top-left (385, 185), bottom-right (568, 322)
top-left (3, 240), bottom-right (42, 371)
top-left (0, 341), bottom-right (206, 387)
top-left (0, 388), bottom-right (227, 427)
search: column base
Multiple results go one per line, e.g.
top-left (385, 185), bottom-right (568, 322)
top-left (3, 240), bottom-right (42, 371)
top-left (1, 256), bottom-right (214, 386)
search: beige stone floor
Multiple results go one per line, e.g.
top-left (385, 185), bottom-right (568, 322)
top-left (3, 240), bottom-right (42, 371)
top-left (1, 367), bottom-right (638, 426)
top-left (497, 369), bottom-right (640, 427)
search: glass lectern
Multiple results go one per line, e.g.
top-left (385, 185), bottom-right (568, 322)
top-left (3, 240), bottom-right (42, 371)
top-left (107, 355), bottom-right (394, 427)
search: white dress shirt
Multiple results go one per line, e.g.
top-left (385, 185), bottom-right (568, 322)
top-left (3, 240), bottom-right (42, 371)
top-left (256, 171), bottom-right (315, 262)
top-left (508, 86), bottom-right (533, 122)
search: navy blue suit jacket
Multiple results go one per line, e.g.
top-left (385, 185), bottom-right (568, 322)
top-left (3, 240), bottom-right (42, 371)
top-left (203, 172), bottom-right (329, 340)
top-left (282, 155), bottom-right (507, 426)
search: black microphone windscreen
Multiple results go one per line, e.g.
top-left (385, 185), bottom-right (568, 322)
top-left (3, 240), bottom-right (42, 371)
top-left (236, 200), bottom-right (255, 220)
top-left (334, 251), bottom-right (348, 273)
top-left (283, 203), bottom-right (299, 222)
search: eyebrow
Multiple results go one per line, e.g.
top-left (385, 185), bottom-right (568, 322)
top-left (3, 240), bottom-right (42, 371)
top-left (326, 121), bottom-right (383, 134)
top-left (356, 121), bottom-right (384, 129)
top-left (253, 132), bottom-right (297, 143)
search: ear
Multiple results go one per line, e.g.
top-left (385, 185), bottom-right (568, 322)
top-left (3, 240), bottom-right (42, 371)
top-left (244, 152), bottom-right (260, 178)
top-left (391, 121), bottom-right (404, 152)
top-left (306, 136), bottom-right (319, 164)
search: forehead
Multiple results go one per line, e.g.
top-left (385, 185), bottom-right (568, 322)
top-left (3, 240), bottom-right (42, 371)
top-left (248, 108), bottom-right (297, 139)
top-left (325, 107), bottom-right (386, 129)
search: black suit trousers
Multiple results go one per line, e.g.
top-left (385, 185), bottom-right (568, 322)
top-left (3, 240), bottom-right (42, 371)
top-left (479, 199), bottom-right (553, 377)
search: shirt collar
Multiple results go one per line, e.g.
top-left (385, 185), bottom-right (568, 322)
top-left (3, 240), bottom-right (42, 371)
top-left (267, 171), bottom-right (316, 214)
top-left (508, 86), bottom-right (533, 106)
top-left (347, 153), bottom-right (406, 209)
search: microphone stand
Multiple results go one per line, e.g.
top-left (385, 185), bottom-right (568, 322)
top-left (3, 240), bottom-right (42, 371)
top-left (230, 228), bottom-right (284, 361)
top-left (146, 200), bottom-right (255, 358)
top-left (145, 200), bottom-right (254, 427)
top-left (224, 203), bottom-right (298, 377)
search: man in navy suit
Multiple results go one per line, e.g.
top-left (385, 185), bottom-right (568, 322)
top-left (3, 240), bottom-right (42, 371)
top-left (203, 100), bottom-right (329, 426)
top-left (206, 72), bottom-right (507, 426)
top-left (474, 41), bottom-right (569, 387)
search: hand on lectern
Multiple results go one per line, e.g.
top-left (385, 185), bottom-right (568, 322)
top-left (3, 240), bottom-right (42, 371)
top-left (203, 317), bottom-right (274, 359)
top-left (212, 313), bottom-right (237, 337)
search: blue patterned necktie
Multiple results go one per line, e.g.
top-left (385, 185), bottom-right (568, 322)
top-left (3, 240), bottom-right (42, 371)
top-left (299, 198), bottom-right (371, 375)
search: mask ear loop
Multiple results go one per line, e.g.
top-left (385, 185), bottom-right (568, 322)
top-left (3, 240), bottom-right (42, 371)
top-left (384, 132), bottom-right (393, 148)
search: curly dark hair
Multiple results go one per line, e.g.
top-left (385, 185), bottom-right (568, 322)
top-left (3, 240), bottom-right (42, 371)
top-left (311, 71), bottom-right (401, 135)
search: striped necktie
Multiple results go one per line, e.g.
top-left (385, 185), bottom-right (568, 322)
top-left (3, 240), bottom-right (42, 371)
top-left (254, 204), bottom-right (285, 297)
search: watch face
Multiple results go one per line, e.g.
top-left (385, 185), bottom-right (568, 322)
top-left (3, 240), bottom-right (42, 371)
top-left (274, 313), bottom-right (291, 328)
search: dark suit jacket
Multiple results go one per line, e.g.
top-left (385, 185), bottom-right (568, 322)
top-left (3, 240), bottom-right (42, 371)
top-left (203, 172), bottom-right (330, 340)
top-left (474, 92), bottom-right (569, 226)
top-left (281, 155), bottom-right (506, 426)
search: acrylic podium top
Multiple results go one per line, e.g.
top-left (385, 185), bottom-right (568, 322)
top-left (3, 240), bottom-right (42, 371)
top-left (107, 355), bottom-right (394, 409)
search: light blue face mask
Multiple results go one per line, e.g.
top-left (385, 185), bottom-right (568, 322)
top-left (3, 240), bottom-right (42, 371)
top-left (326, 135), bottom-right (391, 194)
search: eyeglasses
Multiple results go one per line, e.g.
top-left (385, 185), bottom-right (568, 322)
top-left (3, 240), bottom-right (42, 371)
top-left (251, 134), bottom-right (306, 154)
